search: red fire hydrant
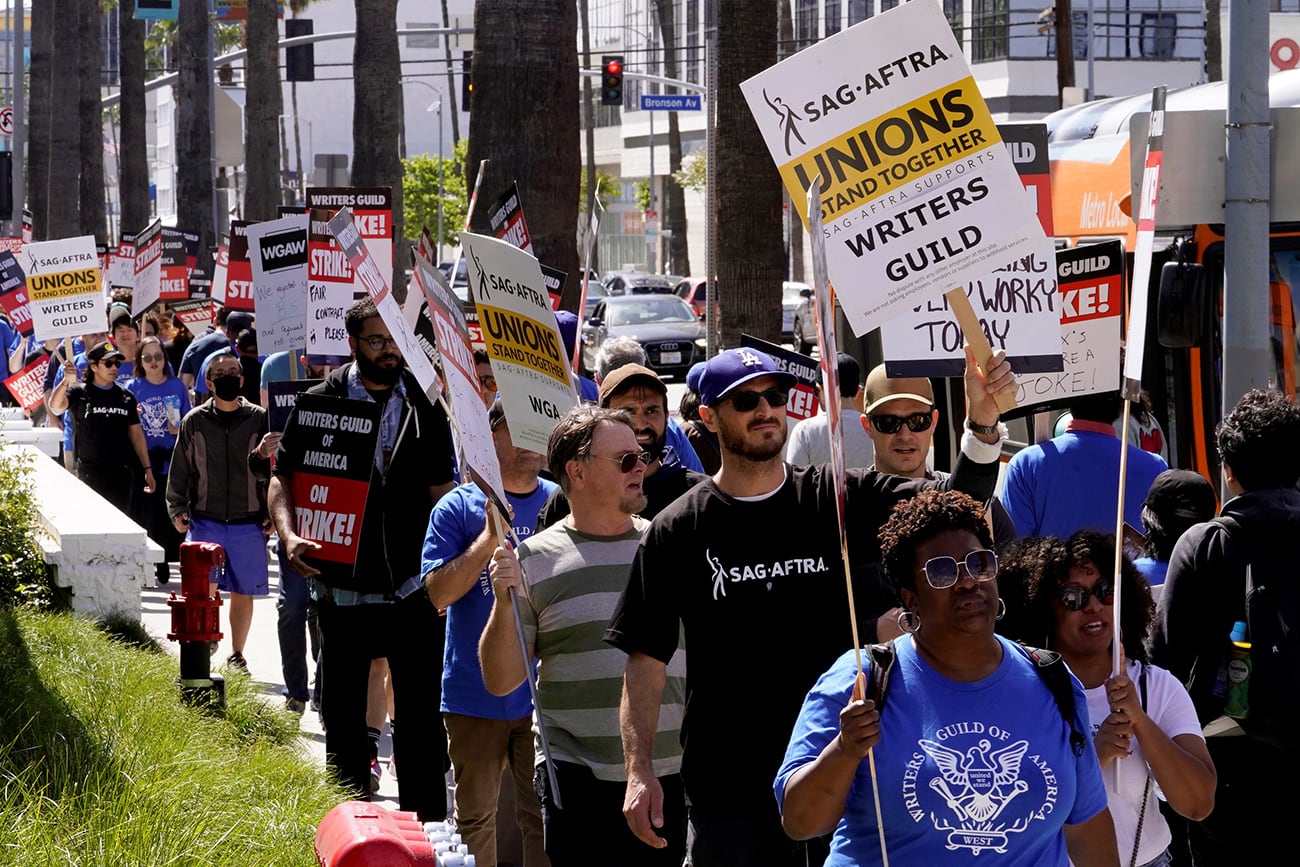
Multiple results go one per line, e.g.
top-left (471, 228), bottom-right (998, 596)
top-left (315, 802), bottom-right (438, 867)
top-left (167, 541), bottom-right (226, 709)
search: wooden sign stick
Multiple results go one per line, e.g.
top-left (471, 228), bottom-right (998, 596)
top-left (945, 288), bottom-right (1017, 414)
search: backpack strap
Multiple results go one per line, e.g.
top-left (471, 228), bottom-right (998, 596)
top-left (1021, 644), bottom-right (1088, 757)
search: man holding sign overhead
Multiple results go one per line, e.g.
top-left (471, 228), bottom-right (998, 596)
top-left (607, 344), bottom-right (1015, 867)
top-left (269, 298), bottom-right (457, 821)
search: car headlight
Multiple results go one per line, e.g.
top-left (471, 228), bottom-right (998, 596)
top-left (694, 338), bottom-right (707, 350)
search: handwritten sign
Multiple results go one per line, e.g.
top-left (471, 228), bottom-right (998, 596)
top-left (247, 214), bottom-right (309, 354)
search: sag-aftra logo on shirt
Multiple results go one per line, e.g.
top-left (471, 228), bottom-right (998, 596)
top-left (85, 404), bottom-right (130, 419)
top-left (705, 548), bottom-right (830, 600)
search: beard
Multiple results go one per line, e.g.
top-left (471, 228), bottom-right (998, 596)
top-left (635, 427), bottom-right (667, 460)
top-left (355, 351), bottom-right (404, 387)
top-left (717, 415), bottom-right (786, 463)
top-left (619, 490), bottom-right (649, 516)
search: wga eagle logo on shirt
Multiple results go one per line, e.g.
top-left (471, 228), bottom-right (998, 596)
top-left (705, 548), bottom-right (830, 600)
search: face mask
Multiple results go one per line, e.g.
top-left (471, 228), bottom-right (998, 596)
top-left (211, 375), bottom-right (241, 401)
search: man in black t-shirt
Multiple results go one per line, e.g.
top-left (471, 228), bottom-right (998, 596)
top-left (47, 341), bottom-right (154, 514)
top-left (606, 345), bottom-right (1016, 867)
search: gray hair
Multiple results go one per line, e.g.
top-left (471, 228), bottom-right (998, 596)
top-left (547, 405), bottom-right (634, 494)
top-left (595, 337), bottom-right (647, 383)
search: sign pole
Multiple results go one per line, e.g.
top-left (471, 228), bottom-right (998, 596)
top-left (944, 289), bottom-right (1018, 414)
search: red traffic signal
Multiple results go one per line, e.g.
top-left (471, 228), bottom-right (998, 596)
top-left (601, 54), bottom-right (625, 106)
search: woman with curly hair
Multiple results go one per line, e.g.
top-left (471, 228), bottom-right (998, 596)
top-left (1007, 530), bottom-right (1215, 867)
top-left (776, 490), bottom-right (1118, 866)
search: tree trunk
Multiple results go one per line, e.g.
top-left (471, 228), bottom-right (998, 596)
top-left (1204, 0), bottom-right (1222, 82)
top-left (579, 0), bottom-right (597, 276)
top-left (653, 0), bottom-right (690, 277)
top-left (78, 0), bottom-right (106, 243)
top-left (467, 1), bottom-right (580, 305)
top-left (119, 6), bottom-right (150, 237)
top-left (440, 0), bottom-right (461, 144)
top-left (177, 0), bottom-right (215, 254)
top-left (245, 0), bottom-right (283, 220)
top-left (1054, 0), bottom-right (1075, 106)
top-left (778, 0), bottom-right (802, 282)
top-left (716, 0), bottom-right (783, 346)
top-left (28, 0), bottom-right (80, 240)
top-left (353, 0), bottom-right (405, 293)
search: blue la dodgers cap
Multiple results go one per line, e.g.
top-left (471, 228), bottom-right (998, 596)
top-left (698, 347), bottom-right (797, 407)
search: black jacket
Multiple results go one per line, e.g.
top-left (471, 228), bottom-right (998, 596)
top-left (275, 364), bottom-right (455, 593)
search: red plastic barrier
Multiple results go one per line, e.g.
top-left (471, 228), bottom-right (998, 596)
top-left (315, 801), bottom-right (438, 867)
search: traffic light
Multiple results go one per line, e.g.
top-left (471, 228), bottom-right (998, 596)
top-left (285, 18), bottom-right (315, 83)
top-left (462, 51), bottom-right (473, 111)
top-left (601, 55), bottom-right (624, 106)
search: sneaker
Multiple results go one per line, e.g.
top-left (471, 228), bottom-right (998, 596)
top-left (285, 697), bottom-right (306, 715)
top-left (369, 758), bottom-right (383, 795)
top-left (225, 651), bottom-right (248, 672)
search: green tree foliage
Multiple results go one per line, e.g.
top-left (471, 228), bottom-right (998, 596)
top-left (0, 451), bottom-right (51, 609)
top-left (578, 170), bottom-right (619, 211)
top-left (143, 18), bottom-right (241, 73)
top-left (673, 151), bottom-right (706, 194)
top-left (402, 138), bottom-right (469, 248)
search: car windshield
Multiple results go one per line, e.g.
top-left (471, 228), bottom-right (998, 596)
top-left (784, 282), bottom-right (810, 303)
top-left (606, 297), bottom-right (696, 327)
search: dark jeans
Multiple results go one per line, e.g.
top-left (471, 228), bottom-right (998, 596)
top-left (316, 589), bottom-right (448, 821)
top-left (1185, 736), bottom-right (1300, 865)
top-left (276, 546), bottom-right (320, 703)
top-left (686, 796), bottom-right (821, 867)
top-left (534, 760), bottom-right (685, 867)
top-left (76, 461), bottom-right (133, 515)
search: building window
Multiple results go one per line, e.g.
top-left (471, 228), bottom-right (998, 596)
top-left (1140, 12), bottom-right (1176, 58)
top-left (944, 0), bottom-right (964, 49)
top-left (971, 0), bottom-right (1009, 62)
top-left (825, 0), bottom-right (842, 36)
top-left (848, 0), bottom-right (871, 25)
top-left (796, 0), bottom-right (818, 49)
top-left (879, 0), bottom-right (901, 13)
top-left (686, 0), bottom-right (701, 84)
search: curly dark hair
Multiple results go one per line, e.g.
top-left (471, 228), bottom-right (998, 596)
top-left (992, 536), bottom-right (1063, 643)
top-left (1013, 530), bottom-right (1153, 663)
top-left (879, 490), bottom-right (994, 597)
top-left (1217, 389), bottom-right (1300, 491)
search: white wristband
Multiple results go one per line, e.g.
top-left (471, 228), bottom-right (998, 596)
top-left (960, 425), bottom-right (1008, 464)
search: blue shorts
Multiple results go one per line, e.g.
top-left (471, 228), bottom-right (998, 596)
top-left (187, 517), bottom-right (269, 596)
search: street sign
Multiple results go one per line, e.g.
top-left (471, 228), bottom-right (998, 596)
top-left (0, 107), bottom-right (12, 137)
top-left (639, 93), bottom-right (701, 112)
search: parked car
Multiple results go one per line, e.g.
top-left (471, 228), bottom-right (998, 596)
top-left (602, 271), bottom-right (675, 296)
top-left (437, 259), bottom-right (470, 302)
top-left (790, 283), bottom-right (817, 355)
top-left (582, 278), bottom-right (608, 320)
top-left (674, 276), bottom-right (709, 319)
top-left (580, 294), bottom-right (705, 380)
top-left (783, 281), bottom-right (812, 342)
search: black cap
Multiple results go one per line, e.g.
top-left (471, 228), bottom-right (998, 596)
top-left (87, 341), bottom-right (126, 363)
top-left (1143, 469), bottom-right (1217, 523)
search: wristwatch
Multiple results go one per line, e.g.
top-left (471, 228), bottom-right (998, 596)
top-left (964, 418), bottom-right (1000, 436)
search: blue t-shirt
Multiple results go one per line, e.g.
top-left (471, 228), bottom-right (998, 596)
top-left (180, 330), bottom-right (230, 380)
top-left (260, 350), bottom-right (309, 385)
top-left (1000, 429), bottom-right (1168, 539)
top-left (51, 353), bottom-right (90, 451)
top-left (126, 377), bottom-right (191, 470)
top-left (665, 417), bottom-right (705, 473)
top-left (421, 479), bottom-right (558, 719)
top-left (1133, 556), bottom-right (1167, 587)
top-left (776, 635), bottom-right (1107, 866)
top-left (577, 374), bottom-right (599, 404)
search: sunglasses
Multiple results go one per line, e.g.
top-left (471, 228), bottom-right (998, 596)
top-left (98, 359), bottom-right (122, 368)
top-left (141, 353), bottom-right (165, 363)
top-left (869, 412), bottom-right (933, 434)
top-left (920, 549), bottom-right (998, 589)
top-left (724, 387), bottom-right (789, 413)
top-left (1058, 579), bottom-right (1115, 611)
top-left (592, 450), bottom-right (649, 473)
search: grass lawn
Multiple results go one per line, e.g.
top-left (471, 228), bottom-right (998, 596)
top-left (0, 607), bottom-right (348, 866)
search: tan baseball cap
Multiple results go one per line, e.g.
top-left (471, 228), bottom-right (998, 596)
top-left (864, 364), bottom-right (935, 415)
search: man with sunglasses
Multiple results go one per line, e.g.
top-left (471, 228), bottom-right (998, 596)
top-left (47, 340), bottom-right (155, 514)
top-left (607, 345), bottom-right (1016, 867)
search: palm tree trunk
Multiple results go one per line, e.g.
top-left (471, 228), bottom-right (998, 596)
top-left (29, 0), bottom-right (80, 240)
top-left (119, 6), bottom-right (150, 237)
top-left (653, 0), bottom-right (690, 277)
top-left (78, 0), bottom-right (106, 244)
top-left (177, 0), bottom-right (215, 254)
top-left (245, 0), bottom-right (283, 220)
top-left (579, 0), bottom-right (597, 274)
top-left (353, 0), bottom-right (404, 292)
top-left (778, 0), bottom-right (802, 282)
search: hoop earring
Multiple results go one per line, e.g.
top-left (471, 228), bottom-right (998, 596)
top-left (897, 609), bottom-right (921, 635)
top-left (996, 598), bottom-right (1007, 621)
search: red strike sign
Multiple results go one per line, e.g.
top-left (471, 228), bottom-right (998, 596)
top-left (1059, 275), bottom-right (1121, 323)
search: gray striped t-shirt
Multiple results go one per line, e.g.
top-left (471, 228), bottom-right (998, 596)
top-left (517, 517), bottom-right (686, 782)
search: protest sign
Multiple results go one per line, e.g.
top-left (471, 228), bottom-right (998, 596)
top-left (306, 208), bottom-right (354, 365)
top-left (327, 207), bottom-right (442, 402)
top-left (308, 187), bottom-right (393, 295)
top-left (171, 297), bottom-right (215, 338)
top-left (19, 236), bottom-right (104, 340)
top-left (247, 214), bottom-right (309, 354)
top-left (413, 251), bottom-right (506, 505)
top-left (462, 232), bottom-right (578, 453)
top-left (1123, 87), bottom-right (1165, 400)
top-left (132, 219), bottom-right (163, 315)
top-left (0, 251), bottom-right (32, 336)
top-left (0, 237), bottom-right (22, 255)
top-left (739, 334), bottom-right (821, 421)
top-left (211, 246), bottom-right (229, 304)
top-left (3, 356), bottom-right (49, 411)
top-left (107, 236), bottom-right (136, 291)
top-left (224, 221), bottom-right (256, 311)
top-left (1002, 240), bottom-right (1124, 419)
top-left (188, 266), bottom-right (211, 299)
top-left (487, 182), bottom-right (535, 255)
top-left (740, 0), bottom-right (1041, 338)
top-left (1002, 123), bottom-right (1053, 236)
top-left (160, 228), bottom-right (192, 301)
top-left (267, 378), bottom-right (322, 433)
top-left (285, 393), bottom-right (381, 574)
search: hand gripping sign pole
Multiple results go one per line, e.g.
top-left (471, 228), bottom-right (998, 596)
top-left (808, 180), bottom-right (889, 867)
top-left (1111, 85), bottom-right (1166, 792)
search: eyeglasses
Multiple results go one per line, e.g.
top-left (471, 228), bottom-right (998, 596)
top-left (98, 359), bottom-right (122, 368)
top-left (1058, 579), bottom-right (1115, 611)
top-left (359, 335), bottom-right (399, 352)
top-left (141, 353), bottom-right (165, 363)
top-left (869, 412), bottom-right (934, 434)
top-left (920, 549), bottom-right (998, 589)
top-left (592, 451), bottom-right (649, 473)
top-left (479, 375), bottom-right (497, 391)
top-left (724, 387), bottom-right (789, 413)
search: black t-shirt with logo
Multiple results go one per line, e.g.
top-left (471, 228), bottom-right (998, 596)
top-left (65, 381), bottom-right (140, 470)
top-left (605, 459), bottom-right (997, 808)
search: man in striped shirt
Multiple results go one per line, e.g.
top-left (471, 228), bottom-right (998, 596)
top-left (480, 406), bottom-right (687, 866)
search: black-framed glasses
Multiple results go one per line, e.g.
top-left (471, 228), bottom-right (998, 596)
top-left (359, 334), bottom-right (399, 351)
top-left (592, 451), bottom-right (649, 473)
top-left (1058, 579), bottom-right (1115, 611)
top-left (920, 549), bottom-right (998, 589)
top-left (141, 353), bottom-right (165, 363)
top-left (724, 387), bottom-right (789, 413)
top-left (870, 412), bottom-right (933, 434)
top-left (98, 359), bottom-right (122, 368)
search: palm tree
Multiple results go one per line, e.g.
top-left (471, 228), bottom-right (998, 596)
top-left (245, 0), bottom-right (283, 220)
top-left (715, 0), bottom-right (783, 345)
top-left (652, 0), bottom-right (689, 277)
top-left (78, 0), bottom-right (106, 244)
top-left (466, 1), bottom-right (580, 304)
top-left (28, 0), bottom-right (80, 240)
top-left (118, 4), bottom-right (150, 238)
top-left (353, 0), bottom-right (404, 292)
top-left (177, 0), bottom-right (215, 255)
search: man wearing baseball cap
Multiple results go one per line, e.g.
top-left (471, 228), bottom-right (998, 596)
top-left (537, 363), bottom-right (708, 528)
top-left (607, 344), bottom-right (1016, 867)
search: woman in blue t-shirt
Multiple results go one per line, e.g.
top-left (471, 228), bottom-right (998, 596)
top-left (776, 490), bottom-right (1120, 866)
top-left (127, 335), bottom-right (191, 585)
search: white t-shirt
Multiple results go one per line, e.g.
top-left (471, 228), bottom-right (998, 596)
top-left (1078, 660), bottom-right (1203, 866)
top-left (785, 407), bottom-right (874, 468)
